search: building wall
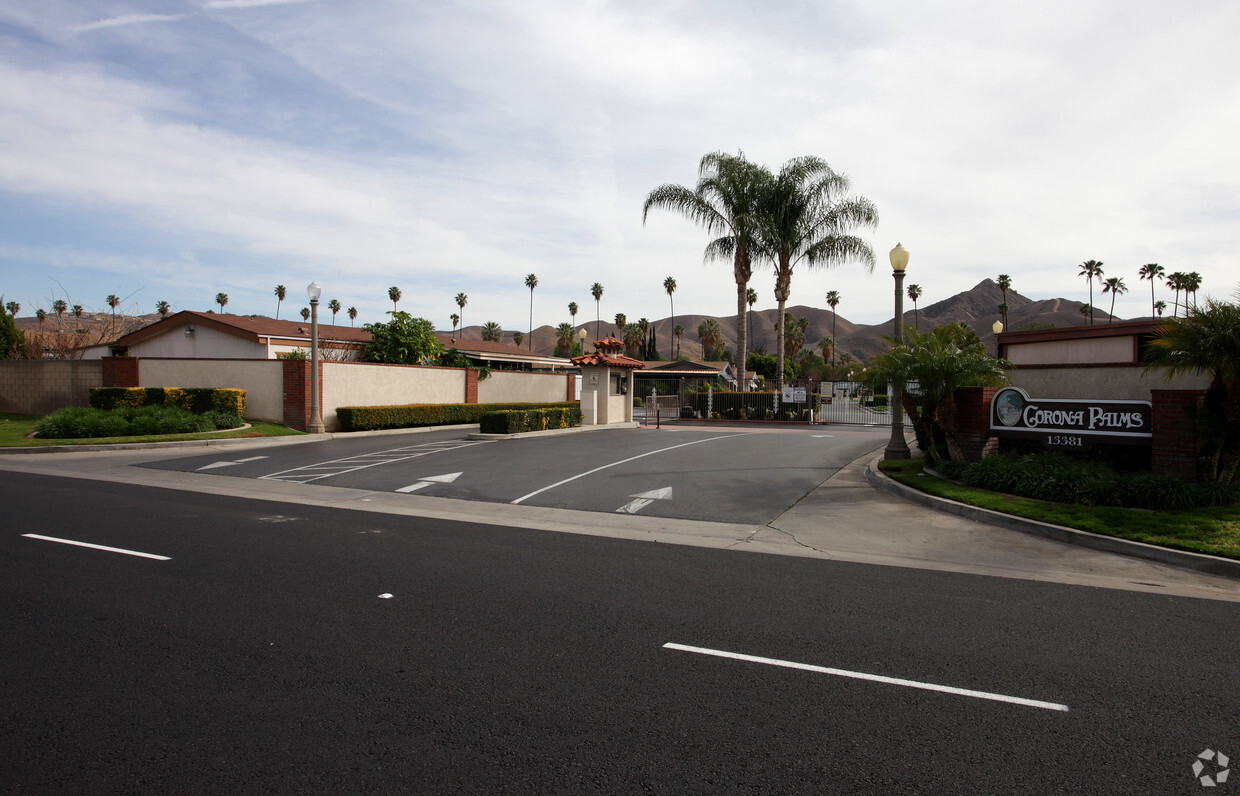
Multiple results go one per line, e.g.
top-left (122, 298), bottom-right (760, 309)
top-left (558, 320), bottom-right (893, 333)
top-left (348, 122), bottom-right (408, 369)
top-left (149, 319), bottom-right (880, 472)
top-left (1005, 337), bottom-right (1134, 366)
top-left (138, 358), bottom-right (285, 421)
top-left (0, 360), bottom-right (103, 415)
top-left (127, 324), bottom-right (270, 359)
top-left (478, 370), bottom-right (569, 404)
top-left (1009, 366), bottom-right (1210, 401)
top-left (320, 361), bottom-right (465, 430)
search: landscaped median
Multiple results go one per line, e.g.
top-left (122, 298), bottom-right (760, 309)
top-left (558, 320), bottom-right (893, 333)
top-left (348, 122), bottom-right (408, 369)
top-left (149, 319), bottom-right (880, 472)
top-left (876, 457), bottom-right (1240, 565)
top-left (0, 412), bottom-right (302, 448)
top-left (335, 401), bottom-right (580, 432)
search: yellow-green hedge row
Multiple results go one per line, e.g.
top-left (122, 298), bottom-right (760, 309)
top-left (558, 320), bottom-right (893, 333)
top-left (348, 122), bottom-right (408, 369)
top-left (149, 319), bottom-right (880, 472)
top-left (336, 402), bottom-right (578, 431)
top-left (89, 387), bottom-right (247, 416)
top-left (478, 406), bottom-right (582, 434)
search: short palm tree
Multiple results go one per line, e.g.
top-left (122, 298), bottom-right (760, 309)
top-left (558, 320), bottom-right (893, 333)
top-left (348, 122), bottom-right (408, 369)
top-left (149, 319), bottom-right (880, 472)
top-left (1078, 260), bottom-right (1104, 324)
top-left (328, 299), bottom-right (341, 323)
top-left (1154, 300), bottom-right (1167, 317)
top-left (215, 293), bottom-right (228, 312)
top-left (906, 284), bottom-right (923, 331)
top-left (106, 294), bottom-right (120, 318)
top-left (450, 313), bottom-right (460, 337)
top-left (614, 312), bottom-right (626, 337)
top-left (555, 322), bottom-right (575, 355)
top-left (674, 324), bottom-right (684, 358)
top-left (697, 317), bottom-right (723, 359)
top-left (746, 287), bottom-right (758, 351)
top-left (36, 308), bottom-right (46, 327)
top-left (524, 274), bottom-right (538, 350)
top-left (663, 276), bottom-right (677, 359)
top-left (825, 290), bottom-right (841, 366)
top-left (156, 300), bottom-right (170, 317)
top-left (482, 321), bottom-right (502, 342)
top-left (512, 330), bottom-right (524, 348)
top-left (274, 284), bottom-right (286, 319)
top-left (72, 304), bottom-right (83, 320)
top-left (300, 307), bottom-right (310, 321)
top-left (622, 323), bottom-right (643, 357)
top-left (1101, 276), bottom-right (1127, 322)
top-left (1138, 263), bottom-right (1164, 318)
top-left (590, 282), bottom-right (604, 339)
top-left (5, 301), bottom-right (19, 317)
top-left (568, 301), bottom-right (578, 330)
top-left (455, 292), bottom-right (468, 331)
top-left (347, 306), bottom-right (357, 326)
top-left (388, 286), bottom-right (401, 311)
top-left (818, 336), bottom-right (833, 363)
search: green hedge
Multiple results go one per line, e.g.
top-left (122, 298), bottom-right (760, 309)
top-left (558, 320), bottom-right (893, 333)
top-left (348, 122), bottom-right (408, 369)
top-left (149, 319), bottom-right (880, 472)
top-left (336, 402), bottom-right (578, 432)
top-left (479, 406), bottom-right (582, 434)
top-left (89, 387), bottom-right (247, 417)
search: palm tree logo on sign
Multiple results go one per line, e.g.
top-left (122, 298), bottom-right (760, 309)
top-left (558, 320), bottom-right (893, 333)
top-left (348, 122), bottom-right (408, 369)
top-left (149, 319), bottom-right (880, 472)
top-left (1192, 749), bottom-right (1229, 787)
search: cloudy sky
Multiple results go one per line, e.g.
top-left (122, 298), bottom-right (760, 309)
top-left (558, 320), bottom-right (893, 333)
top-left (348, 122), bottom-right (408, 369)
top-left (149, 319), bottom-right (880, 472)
top-left (1, 0), bottom-right (1236, 334)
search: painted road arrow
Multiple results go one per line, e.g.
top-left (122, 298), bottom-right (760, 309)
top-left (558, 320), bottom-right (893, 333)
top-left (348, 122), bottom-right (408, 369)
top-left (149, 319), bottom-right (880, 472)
top-left (197, 456), bottom-right (268, 471)
top-left (616, 486), bottom-right (673, 514)
top-left (395, 472), bottom-right (463, 493)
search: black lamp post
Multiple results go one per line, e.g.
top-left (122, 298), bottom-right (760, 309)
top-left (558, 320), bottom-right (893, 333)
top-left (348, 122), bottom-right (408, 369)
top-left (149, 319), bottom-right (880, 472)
top-left (307, 281), bottom-right (325, 434)
top-left (884, 243), bottom-right (911, 459)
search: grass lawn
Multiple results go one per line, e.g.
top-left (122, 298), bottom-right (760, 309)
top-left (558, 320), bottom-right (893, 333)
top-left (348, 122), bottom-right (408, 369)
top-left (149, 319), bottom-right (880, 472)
top-left (880, 457), bottom-right (1240, 561)
top-left (0, 413), bottom-right (303, 448)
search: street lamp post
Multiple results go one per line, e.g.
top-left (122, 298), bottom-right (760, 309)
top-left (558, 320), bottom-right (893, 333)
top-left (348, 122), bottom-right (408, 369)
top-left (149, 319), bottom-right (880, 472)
top-left (306, 281), bottom-right (325, 434)
top-left (885, 243), bottom-right (911, 460)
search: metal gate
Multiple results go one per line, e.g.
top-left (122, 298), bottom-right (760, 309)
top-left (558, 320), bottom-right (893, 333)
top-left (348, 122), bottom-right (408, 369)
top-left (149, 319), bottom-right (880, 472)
top-left (816, 380), bottom-right (915, 427)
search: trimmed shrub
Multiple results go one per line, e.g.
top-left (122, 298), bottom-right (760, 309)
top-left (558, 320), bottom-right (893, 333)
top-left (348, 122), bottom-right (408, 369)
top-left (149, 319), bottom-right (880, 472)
top-left (336, 402), bottom-right (579, 432)
top-left (201, 410), bottom-right (245, 430)
top-left (479, 406), bottom-right (582, 434)
top-left (90, 387), bottom-right (246, 416)
top-left (36, 405), bottom-right (216, 439)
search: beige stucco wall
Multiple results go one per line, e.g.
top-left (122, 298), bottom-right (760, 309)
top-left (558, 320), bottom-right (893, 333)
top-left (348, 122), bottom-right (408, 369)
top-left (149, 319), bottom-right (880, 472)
top-left (478, 370), bottom-right (567, 404)
top-left (1009, 366), bottom-right (1211, 401)
top-left (321, 362), bottom-right (464, 430)
top-left (138, 358), bottom-right (284, 421)
top-left (1005, 336), bottom-right (1135, 366)
top-left (0, 360), bottom-right (103, 414)
top-left (128, 324), bottom-right (271, 359)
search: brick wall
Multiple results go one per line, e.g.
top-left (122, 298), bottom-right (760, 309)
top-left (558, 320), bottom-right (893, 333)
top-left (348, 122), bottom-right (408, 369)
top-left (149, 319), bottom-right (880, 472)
top-left (465, 368), bottom-right (479, 404)
top-left (282, 359), bottom-right (311, 432)
top-left (1151, 389), bottom-right (1206, 482)
top-left (566, 373), bottom-right (576, 402)
top-left (953, 385), bottom-right (1000, 462)
top-left (101, 357), bottom-right (139, 387)
top-left (0, 360), bottom-right (103, 415)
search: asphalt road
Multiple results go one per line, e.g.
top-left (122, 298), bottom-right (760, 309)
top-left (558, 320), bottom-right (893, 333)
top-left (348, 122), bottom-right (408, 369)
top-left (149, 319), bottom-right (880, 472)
top-left (4, 471), bottom-right (1237, 794)
top-left (139, 425), bottom-right (892, 524)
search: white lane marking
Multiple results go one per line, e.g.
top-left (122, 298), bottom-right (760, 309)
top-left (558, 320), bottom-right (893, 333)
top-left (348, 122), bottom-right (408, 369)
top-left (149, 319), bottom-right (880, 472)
top-left (811, 435), bottom-right (835, 438)
top-left (511, 434), bottom-right (748, 505)
top-left (23, 534), bottom-right (171, 561)
top-left (663, 643), bottom-right (1070, 712)
top-left (616, 486), bottom-right (673, 514)
top-left (396, 472), bottom-right (463, 493)
top-left (261, 440), bottom-right (489, 484)
top-left (197, 455), bottom-right (268, 471)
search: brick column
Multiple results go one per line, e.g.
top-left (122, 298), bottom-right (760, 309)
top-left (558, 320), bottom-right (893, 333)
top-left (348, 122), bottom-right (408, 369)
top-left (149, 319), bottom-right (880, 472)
top-left (464, 368), bottom-right (479, 404)
top-left (1151, 389), bottom-right (1206, 482)
top-left (102, 357), bottom-right (139, 387)
top-left (953, 385), bottom-right (1000, 462)
top-left (282, 359), bottom-right (311, 431)
top-left (566, 372), bottom-right (576, 402)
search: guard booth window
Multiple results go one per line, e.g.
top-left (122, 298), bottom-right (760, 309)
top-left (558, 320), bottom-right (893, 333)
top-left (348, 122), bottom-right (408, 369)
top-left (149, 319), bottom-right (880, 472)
top-left (611, 373), bottom-right (626, 395)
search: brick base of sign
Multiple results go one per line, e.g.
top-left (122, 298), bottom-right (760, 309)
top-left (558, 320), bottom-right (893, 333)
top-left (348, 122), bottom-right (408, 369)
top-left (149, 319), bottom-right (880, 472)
top-left (953, 385), bottom-right (1000, 463)
top-left (1151, 389), bottom-right (1207, 482)
top-left (102, 357), bottom-right (139, 388)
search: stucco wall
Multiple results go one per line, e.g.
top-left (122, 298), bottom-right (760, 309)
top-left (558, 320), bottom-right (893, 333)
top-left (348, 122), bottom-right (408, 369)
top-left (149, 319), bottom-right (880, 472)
top-left (1005, 336), bottom-right (1134, 366)
top-left (0, 360), bottom-right (103, 414)
top-left (138, 358), bottom-right (284, 421)
top-left (478, 370), bottom-right (566, 404)
top-left (321, 361), bottom-right (465, 430)
top-left (128, 324), bottom-right (270, 359)
top-left (1009, 366), bottom-right (1211, 401)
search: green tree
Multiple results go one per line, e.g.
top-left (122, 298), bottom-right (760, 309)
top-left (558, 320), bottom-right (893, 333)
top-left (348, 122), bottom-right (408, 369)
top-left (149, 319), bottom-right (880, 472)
top-left (818, 335), bottom-right (833, 363)
top-left (746, 287), bottom-right (758, 351)
top-left (554, 322), bottom-right (575, 357)
top-left (644, 151), bottom-right (768, 392)
top-left (756, 156), bottom-right (877, 391)
top-left (906, 284), bottom-right (923, 331)
top-left (72, 304), bottom-right (83, 322)
top-left (1078, 260), bottom-right (1104, 324)
top-left (1185, 271), bottom-right (1203, 311)
top-left (865, 323), bottom-right (1009, 466)
top-left (455, 292), bottom-right (468, 331)
top-left (482, 321), bottom-right (502, 342)
top-left (512, 330), bottom-right (524, 348)
top-left (450, 313), bottom-right (460, 336)
top-left (36, 308), bottom-right (46, 328)
top-left (347, 306), bottom-right (357, 326)
top-left (1145, 297), bottom-right (1240, 486)
top-left (274, 284), bottom-right (286, 319)
top-left (568, 301), bottom-right (578, 329)
top-left (825, 290), bottom-right (841, 366)
top-left (388, 286), bottom-right (401, 311)
top-left (5, 301), bottom-right (19, 316)
top-left (674, 324), bottom-right (684, 358)
top-left (1102, 276), bottom-right (1127, 323)
top-left (52, 299), bottom-right (67, 326)
top-left (327, 299), bottom-right (341, 323)
top-left (524, 273), bottom-right (538, 350)
top-left (363, 311), bottom-right (444, 364)
top-left (300, 307), bottom-right (310, 321)
top-left (590, 282), bottom-right (604, 339)
top-left (997, 274), bottom-right (1011, 326)
top-left (215, 293), bottom-right (229, 312)
top-left (1154, 300), bottom-right (1167, 317)
top-left (1138, 263), bottom-right (1164, 318)
top-left (697, 317), bottom-right (723, 360)
top-left (106, 294), bottom-right (120, 318)
top-left (0, 298), bottom-right (21, 357)
top-left (663, 276), bottom-right (677, 359)
top-left (614, 312), bottom-right (626, 337)
top-left (156, 300), bottom-right (170, 317)
top-left (623, 322), bottom-right (643, 357)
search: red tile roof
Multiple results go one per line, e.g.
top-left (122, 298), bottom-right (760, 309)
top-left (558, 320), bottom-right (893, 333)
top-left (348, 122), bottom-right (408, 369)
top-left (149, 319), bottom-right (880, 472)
top-left (571, 351), bottom-right (645, 369)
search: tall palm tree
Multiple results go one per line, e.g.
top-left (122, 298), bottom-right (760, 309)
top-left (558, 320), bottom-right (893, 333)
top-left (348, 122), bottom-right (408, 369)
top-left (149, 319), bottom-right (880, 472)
top-left (388, 286), bottom-right (401, 311)
top-left (614, 312), bottom-right (626, 337)
top-left (644, 151), bottom-right (768, 392)
top-left (825, 290), bottom-right (841, 366)
top-left (590, 282), bottom-right (604, 339)
top-left (818, 335), bottom-right (833, 363)
top-left (36, 308), bottom-right (46, 328)
top-left (674, 324), bottom-right (684, 358)
top-left (697, 318), bottom-right (722, 359)
top-left (155, 300), bottom-right (170, 318)
top-left (52, 300), bottom-right (67, 330)
top-left (455, 292), bottom-right (468, 331)
top-left (106, 294), bottom-right (120, 319)
top-left (997, 302), bottom-right (1010, 328)
top-left (215, 293), bottom-right (228, 312)
top-left (1185, 271), bottom-right (1203, 312)
top-left (274, 284), bottom-right (286, 319)
top-left (1167, 271), bottom-right (1186, 316)
top-left (328, 298), bottom-right (341, 324)
top-left (755, 155), bottom-right (877, 391)
top-left (482, 321), bottom-right (502, 342)
top-left (906, 284), bottom-right (923, 331)
top-left (997, 273), bottom-right (1011, 314)
top-left (347, 306), bottom-right (357, 326)
top-left (1138, 263), bottom-right (1164, 317)
top-left (1101, 276), bottom-right (1127, 323)
top-left (568, 301), bottom-right (578, 330)
top-left (450, 313), bottom-right (460, 337)
top-left (524, 273), bottom-right (538, 350)
top-left (662, 276), bottom-right (677, 359)
top-left (1077, 260), bottom-right (1104, 324)
top-left (555, 322), bottom-right (575, 356)
top-left (745, 287), bottom-right (758, 352)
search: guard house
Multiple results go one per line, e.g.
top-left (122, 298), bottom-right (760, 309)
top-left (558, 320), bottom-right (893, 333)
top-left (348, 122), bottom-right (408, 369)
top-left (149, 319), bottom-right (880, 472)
top-left (572, 337), bottom-right (644, 425)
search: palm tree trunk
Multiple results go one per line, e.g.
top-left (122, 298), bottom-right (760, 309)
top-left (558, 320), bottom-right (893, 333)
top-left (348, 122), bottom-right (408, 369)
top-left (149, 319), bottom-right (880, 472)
top-left (733, 248), bottom-right (751, 393)
top-left (774, 258), bottom-right (792, 393)
top-left (935, 392), bottom-right (967, 464)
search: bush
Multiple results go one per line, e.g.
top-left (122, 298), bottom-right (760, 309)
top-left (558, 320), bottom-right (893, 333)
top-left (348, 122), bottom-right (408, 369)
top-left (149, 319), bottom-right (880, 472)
top-left (36, 405), bottom-right (218, 439)
top-left (90, 387), bottom-right (246, 416)
top-left (202, 410), bottom-right (245, 430)
top-left (336, 402), bottom-right (579, 432)
top-left (478, 406), bottom-right (582, 434)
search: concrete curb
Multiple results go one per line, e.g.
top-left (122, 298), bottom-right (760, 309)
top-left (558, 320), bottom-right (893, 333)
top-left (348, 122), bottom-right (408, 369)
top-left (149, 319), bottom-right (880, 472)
top-left (469, 422), bottom-right (639, 440)
top-left (864, 456), bottom-right (1240, 580)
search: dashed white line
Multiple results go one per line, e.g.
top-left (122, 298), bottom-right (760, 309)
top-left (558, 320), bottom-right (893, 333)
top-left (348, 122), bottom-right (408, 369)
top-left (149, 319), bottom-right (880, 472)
top-left (663, 643), bottom-right (1069, 712)
top-left (23, 534), bottom-right (171, 561)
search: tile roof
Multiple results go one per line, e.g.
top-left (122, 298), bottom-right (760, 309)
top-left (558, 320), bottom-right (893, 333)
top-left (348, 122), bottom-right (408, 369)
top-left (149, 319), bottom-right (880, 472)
top-left (112, 310), bottom-right (373, 346)
top-left (571, 351), bottom-right (645, 369)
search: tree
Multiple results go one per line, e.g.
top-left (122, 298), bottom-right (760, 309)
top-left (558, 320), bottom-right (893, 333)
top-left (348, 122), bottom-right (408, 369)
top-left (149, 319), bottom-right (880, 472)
top-left (825, 290), bottom-right (841, 367)
top-left (623, 322), bottom-right (643, 357)
top-left (482, 321), bottom-right (502, 342)
top-left (590, 282), bottom-right (604, 339)
top-left (818, 336), bottom-right (834, 363)
top-left (745, 287), bottom-right (758, 351)
top-left (35, 308), bottom-right (46, 329)
top-left (782, 313), bottom-right (808, 358)
top-left (5, 301), bottom-right (19, 317)
top-left (388, 286), bottom-right (401, 311)
top-left (1101, 276), bottom-right (1127, 323)
top-left (697, 318), bottom-right (723, 360)
top-left (363, 311), bottom-right (445, 364)
top-left (524, 273), bottom-right (538, 350)
top-left (156, 300), bottom-right (170, 317)
top-left (1185, 271), bottom-right (1203, 312)
top-left (215, 293), bottom-right (229, 312)
top-left (1138, 263), bottom-right (1164, 318)
top-left (674, 324), bottom-right (684, 358)
top-left (755, 156), bottom-right (877, 392)
top-left (554, 322), bottom-right (575, 357)
top-left (347, 306), bottom-right (357, 326)
top-left (72, 304), bottom-right (83, 320)
top-left (1078, 260), bottom-right (1104, 324)
top-left (274, 284), bottom-right (286, 319)
top-left (614, 312), bottom-right (626, 337)
top-left (865, 324), bottom-right (1010, 466)
top-left (106, 294), bottom-right (120, 318)
top-left (0, 297), bottom-right (20, 358)
top-left (450, 313), bottom-right (460, 337)
top-left (455, 292), bottom-right (468, 331)
top-left (1079, 303), bottom-right (1092, 320)
top-left (997, 303), bottom-right (1009, 328)
top-left (662, 276), bottom-right (677, 359)
top-left (568, 301), bottom-right (578, 330)
top-left (906, 284), bottom-right (923, 331)
top-left (512, 330), bottom-right (524, 348)
top-left (328, 299), bottom-right (341, 323)
top-left (1154, 300), bottom-right (1167, 317)
top-left (644, 151), bottom-right (769, 393)
top-left (997, 273), bottom-right (1011, 308)
top-left (1145, 297), bottom-right (1240, 486)
top-left (52, 299), bottom-right (67, 326)
top-left (300, 307), bottom-right (310, 321)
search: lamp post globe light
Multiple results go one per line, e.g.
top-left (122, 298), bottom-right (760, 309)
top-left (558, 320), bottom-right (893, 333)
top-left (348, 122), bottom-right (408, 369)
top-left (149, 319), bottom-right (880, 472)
top-left (306, 281), bottom-right (325, 434)
top-left (884, 243), bottom-right (911, 460)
